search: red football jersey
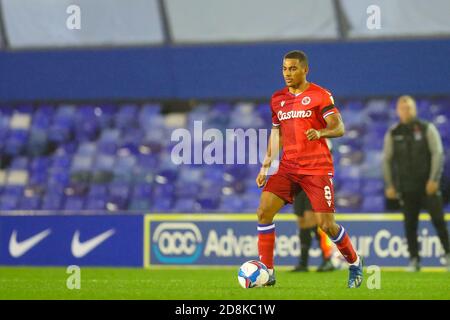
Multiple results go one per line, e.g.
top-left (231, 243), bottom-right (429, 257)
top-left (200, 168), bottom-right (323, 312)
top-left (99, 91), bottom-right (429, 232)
top-left (270, 83), bottom-right (339, 176)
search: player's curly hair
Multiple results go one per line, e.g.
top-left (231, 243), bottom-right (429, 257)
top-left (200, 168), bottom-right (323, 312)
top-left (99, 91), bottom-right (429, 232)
top-left (284, 50), bottom-right (308, 67)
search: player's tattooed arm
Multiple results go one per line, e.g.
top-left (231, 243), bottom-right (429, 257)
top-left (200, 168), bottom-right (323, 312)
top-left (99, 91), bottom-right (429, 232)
top-left (305, 113), bottom-right (345, 140)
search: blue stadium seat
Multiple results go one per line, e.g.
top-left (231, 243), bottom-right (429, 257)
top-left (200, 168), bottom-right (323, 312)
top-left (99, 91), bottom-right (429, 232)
top-left (52, 155), bottom-right (72, 169)
top-left (4, 130), bottom-right (28, 156)
top-left (173, 198), bottom-right (197, 212)
top-left (337, 178), bottom-right (362, 194)
top-left (128, 198), bottom-right (151, 211)
top-left (75, 119), bottom-right (99, 142)
top-left (55, 142), bottom-right (79, 155)
top-left (196, 195), bottom-right (220, 211)
top-left (117, 141), bottom-right (141, 156)
top-left (71, 155), bottom-right (93, 171)
top-left (144, 127), bottom-right (166, 144)
top-left (0, 195), bottom-right (20, 210)
top-left (32, 112), bottom-right (52, 130)
top-left (141, 103), bottom-right (161, 116)
top-left (85, 197), bottom-right (107, 210)
top-left (219, 194), bottom-right (244, 212)
top-left (27, 129), bottom-right (48, 155)
top-left (29, 172), bottom-right (48, 186)
top-left (3, 185), bottom-right (24, 197)
top-left (114, 156), bottom-right (136, 174)
top-left (94, 155), bottom-right (115, 171)
top-left (19, 196), bottom-right (41, 210)
top-left (137, 153), bottom-right (160, 169)
top-left (335, 193), bottom-right (362, 212)
top-left (0, 107), bottom-right (14, 116)
top-left (178, 167), bottom-right (203, 184)
top-left (77, 142), bottom-right (97, 157)
top-left (153, 183), bottom-right (174, 199)
top-left (242, 195), bottom-right (260, 213)
top-left (89, 184), bottom-right (108, 197)
top-left (41, 194), bottom-right (63, 210)
top-left (15, 105), bottom-right (34, 114)
top-left (364, 99), bottom-right (390, 122)
top-left (47, 169), bottom-right (70, 189)
top-left (361, 196), bottom-right (384, 212)
top-left (104, 196), bottom-right (127, 211)
top-left (362, 178), bottom-right (384, 194)
top-left (97, 140), bottom-right (117, 155)
top-left (99, 128), bottom-right (121, 142)
top-left (202, 166), bottom-right (225, 181)
top-left (115, 104), bottom-right (139, 129)
top-left (108, 182), bottom-right (130, 200)
top-left (175, 182), bottom-right (201, 198)
top-left (30, 158), bottom-right (49, 173)
top-left (151, 197), bottom-right (173, 212)
top-left (132, 183), bottom-right (153, 199)
top-left (64, 196), bottom-right (85, 210)
top-left (10, 157), bottom-right (29, 170)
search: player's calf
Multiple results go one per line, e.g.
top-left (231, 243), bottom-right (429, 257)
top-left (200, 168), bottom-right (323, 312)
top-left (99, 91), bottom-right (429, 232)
top-left (256, 192), bottom-right (285, 281)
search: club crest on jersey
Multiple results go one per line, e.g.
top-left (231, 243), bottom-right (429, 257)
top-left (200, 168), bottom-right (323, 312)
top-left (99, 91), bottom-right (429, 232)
top-left (277, 109), bottom-right (312, 121)
top-left (280, 101), bottom-right (285, 107)
top-left (301, 96), bottom-right (311, 105)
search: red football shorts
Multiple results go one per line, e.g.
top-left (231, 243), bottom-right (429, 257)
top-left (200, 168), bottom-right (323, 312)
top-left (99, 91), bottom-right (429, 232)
top-left (263, 170), bottom-right (335, 213)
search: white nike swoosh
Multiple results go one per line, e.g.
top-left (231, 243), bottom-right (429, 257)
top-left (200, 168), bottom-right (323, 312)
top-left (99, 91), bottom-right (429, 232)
top-left (71, 229), bottom-right (115, 258)
top-left (9, 229), bottom-right (51, 258)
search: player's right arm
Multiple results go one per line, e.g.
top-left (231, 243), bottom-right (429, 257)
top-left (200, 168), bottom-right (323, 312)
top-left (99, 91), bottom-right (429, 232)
top-left (256, 125), bottom-right (282, 188)
top-left (256, 96), bottom-right (283, 188)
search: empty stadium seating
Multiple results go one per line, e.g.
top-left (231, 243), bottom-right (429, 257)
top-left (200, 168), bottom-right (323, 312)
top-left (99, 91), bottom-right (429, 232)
top-left (0, 98), bottom-right (449, 213)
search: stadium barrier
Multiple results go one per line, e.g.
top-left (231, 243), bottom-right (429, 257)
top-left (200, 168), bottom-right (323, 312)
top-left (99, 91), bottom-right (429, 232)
top-left (2, 40), bottom-right (450, 102)
top-left (0, 213), bottom-right (449, 267)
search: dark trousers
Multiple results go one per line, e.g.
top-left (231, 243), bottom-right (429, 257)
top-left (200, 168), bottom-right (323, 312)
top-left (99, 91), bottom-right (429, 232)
top-left (400, 192), bottom-right (450, 261)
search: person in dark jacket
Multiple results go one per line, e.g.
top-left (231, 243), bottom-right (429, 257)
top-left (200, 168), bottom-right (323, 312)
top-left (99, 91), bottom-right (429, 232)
top-left (383, 95), bottom-right (450, 271)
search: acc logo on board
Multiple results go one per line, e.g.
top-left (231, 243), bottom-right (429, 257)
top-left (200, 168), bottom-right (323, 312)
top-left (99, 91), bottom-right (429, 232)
top-left (152, 223), bottom-right (203, 264)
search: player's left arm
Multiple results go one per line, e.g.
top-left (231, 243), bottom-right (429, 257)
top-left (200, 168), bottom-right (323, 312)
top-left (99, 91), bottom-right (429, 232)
top-left (306, 90), bottom-right (345, 140)
top-left (306, 113), bottom-right (345, 140)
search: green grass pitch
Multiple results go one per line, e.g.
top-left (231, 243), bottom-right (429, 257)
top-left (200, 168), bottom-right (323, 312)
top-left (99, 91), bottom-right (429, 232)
top-left (0, 267), bottom-right (449, 300)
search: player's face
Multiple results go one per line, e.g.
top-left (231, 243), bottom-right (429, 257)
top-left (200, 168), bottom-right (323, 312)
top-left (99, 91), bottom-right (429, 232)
top-left (283, 59), bottom-right (308, 88)
top-left (396, 99), bottom-right (417, 123)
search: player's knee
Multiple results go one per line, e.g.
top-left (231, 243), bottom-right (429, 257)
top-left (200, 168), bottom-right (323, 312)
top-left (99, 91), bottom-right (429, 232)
top-left (256, 206), bottom-right (274, 224)
top-left (318, 220), bottom-right (333, 235)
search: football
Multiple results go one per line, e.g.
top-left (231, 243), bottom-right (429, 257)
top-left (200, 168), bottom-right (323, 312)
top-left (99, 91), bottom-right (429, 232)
top-left (237, 260), bottom-right (270, 288)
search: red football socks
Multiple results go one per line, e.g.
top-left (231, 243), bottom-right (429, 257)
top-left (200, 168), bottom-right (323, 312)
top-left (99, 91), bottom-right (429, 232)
top-left (257, 223), bottom-right (276, 269)
top-left (330, 225), bottom-right (358, 264)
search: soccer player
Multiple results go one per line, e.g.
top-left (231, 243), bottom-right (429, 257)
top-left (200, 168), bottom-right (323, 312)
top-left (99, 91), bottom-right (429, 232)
top-left (255, 50), bottom-right (363, 288)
